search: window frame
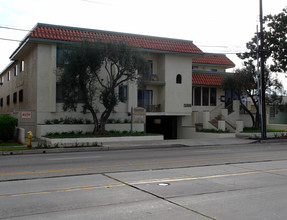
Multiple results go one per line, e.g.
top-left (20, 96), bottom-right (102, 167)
top-left (202, 87), bottom-right (209, 106)
top-left (7, 71), bottom-right (11, 81)
top-left (20, 61), bottom-right (24, 72)
top-left (119, 85), bottom-right (127, 102)
top-left (13, 92), bottom-right (17, 104)
top-left (6, 95), bottom-right (10, 105)
top-left (176, 74), bottom-right (182, 84)
top-left (194, 87), bottom-right (201, 106)
top-left (210, 88), bottom-right (217, 106)
top-left (19, 90), bottom-right (23, 102)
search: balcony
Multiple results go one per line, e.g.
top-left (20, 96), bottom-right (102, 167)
top-left (144, 74), bottom-right (165, 86)
top-left (138, 104), bottom-right (161, 112)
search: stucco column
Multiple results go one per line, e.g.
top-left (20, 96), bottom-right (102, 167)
top-left (233, 100), bottom-right (240, 120)
top-left (191, 111), bottom-right (198, 126)
top-left (236, 120), bottom-right (244, 133)
top-left (203, 111), bottom-right (210, 129)
top-left (218, 120), bottom-right (225, 131)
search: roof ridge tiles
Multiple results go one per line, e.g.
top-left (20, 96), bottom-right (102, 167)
top-left (35, 23), bottom-right (200, 45)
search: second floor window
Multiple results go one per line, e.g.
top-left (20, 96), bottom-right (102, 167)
top-left (7, 71), bottom-right (11, 81)
top-left (138, 90), bottom-right (153, 111)
top-left (20, 61), bottom-right (24, 72)
top-left (6, 95), bottom-right (10, 105)
top-left (14, 65), bottom-right (18, 76)
top-left (19, 90), bottom-right (23, 102)
top-left (119, 85), bottom-right (127, 102)
top-left (13, 92), bottom-right (17, 104)
top-left (176, 74), bottom-right (182, 84)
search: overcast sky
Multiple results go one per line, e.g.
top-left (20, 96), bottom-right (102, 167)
top-left (0, 0), bottom-right (286, 82)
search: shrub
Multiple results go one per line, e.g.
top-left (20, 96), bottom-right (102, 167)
top-left (0, 115), bottom-right (18, 141)
top-left (115, 119), bottom-right (122, 123)
top-left (63, 117), bottom-right (73, 124)
top-left (85, 119), bottom-right (92, 124)
top-left (52, 119), bottom-right (60, 124)
top-left (124, 118), bottom-right (131, 123)
top-left (45, 119), bottom-right (52, 124)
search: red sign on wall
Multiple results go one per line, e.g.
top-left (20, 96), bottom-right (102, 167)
top-left (21, 112), bottom-right (32, 119)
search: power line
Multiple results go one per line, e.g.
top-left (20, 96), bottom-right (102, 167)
top-left (0, 25), bottom-right (30, 32)
top-left (0, 37), bottom-right (22, 43)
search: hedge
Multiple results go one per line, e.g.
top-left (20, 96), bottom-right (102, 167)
top-left (0, 115), bottom-right (18, 141)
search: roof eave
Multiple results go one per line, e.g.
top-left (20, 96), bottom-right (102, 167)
top-left (192, 62), bottom-right (235, 68)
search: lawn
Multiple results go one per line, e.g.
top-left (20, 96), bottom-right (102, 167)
top-left (0, 146), bottom-right (31, 151)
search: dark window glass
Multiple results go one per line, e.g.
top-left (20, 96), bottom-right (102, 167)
top-left (210, 88), bottom-right (217, 106)
top-left (19, 90), bottom-right (23, 102)
top-left (56, 47), bottom-right (69, 67)
top-left (56, 83), bottom-right (84, 102)
top-left (203, 88), bottom-right (209, 106)
top-left (176, 74), bottom-right (182, 84)
top-left (0, 98), bottom-right (3, 107)
top-left (138, 90), bottom-right (153, 111)
top-left (119, 85), bottom-right (127, 102)
top-left (6, 95), bottom-right (10, 105)
top-left (56, 83), bottom-right (63, 102)
top-left (194, 87), bottom-right (201, 106)
top-left (13, 92), bottom-right (17, 103)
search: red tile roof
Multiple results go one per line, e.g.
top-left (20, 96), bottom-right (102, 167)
top-left (192, 73), bottom-right (223, 86)
top-left (23, 23), bottom-right (203, 55)
top-left (193, 54), bottom-right (235, 67)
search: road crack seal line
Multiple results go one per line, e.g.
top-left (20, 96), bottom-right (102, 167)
top-left (102, 173), bottom-right (216, 220)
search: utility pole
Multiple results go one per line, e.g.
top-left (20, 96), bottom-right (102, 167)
top-left (259, 0), bottom-right (267, 139)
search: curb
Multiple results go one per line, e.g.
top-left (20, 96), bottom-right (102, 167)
top-left (1, 146), bottom-right (109, 156)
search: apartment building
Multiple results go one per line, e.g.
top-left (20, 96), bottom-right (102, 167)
top-left (0, 23), bottom-right (235, 138)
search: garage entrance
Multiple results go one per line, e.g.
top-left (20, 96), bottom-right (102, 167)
top-left (146, 116), bottom-right (177, 139)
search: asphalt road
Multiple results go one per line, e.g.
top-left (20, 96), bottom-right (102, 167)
top-left (1, 142), bottom-right (287, 219)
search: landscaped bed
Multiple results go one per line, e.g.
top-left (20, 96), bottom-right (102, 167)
top-left (42, 131), bottom-right (164, 147)
top-left (44, 131), bottom-right (155, 138)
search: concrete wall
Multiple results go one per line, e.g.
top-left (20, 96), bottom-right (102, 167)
top-left (36, 44), bottom-right (57, 113)
top-left (164, 54), bottom-right (192, 114)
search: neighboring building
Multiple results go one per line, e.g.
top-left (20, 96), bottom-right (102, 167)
top-left (0, 23), bottom-right (235, 139)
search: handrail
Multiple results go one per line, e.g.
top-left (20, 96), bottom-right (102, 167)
top-left (210, 104), bottom-right (223, 120)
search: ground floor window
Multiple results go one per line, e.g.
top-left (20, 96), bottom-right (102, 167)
top-left (138, 90), bottom-right (153, 111)
top-left (194, 87), bottom-right (201, 106)
top-left (193, 87), bottom-right (217, 106)
top-left (56, 83), bottom-right (84, 102)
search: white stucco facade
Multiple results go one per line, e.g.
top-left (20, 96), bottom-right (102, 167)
top-left (0, 23), bottom-right (237, 139)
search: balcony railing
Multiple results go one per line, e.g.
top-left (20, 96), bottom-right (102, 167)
top-left (139, 104), bottom-right (161, 112)
top-left (143, 74), bottom-right (165, 86)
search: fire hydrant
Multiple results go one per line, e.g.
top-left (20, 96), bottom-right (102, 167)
top-left (27, 131), bottom-right (33, 148)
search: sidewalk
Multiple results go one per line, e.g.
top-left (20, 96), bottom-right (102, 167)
top-left (2, 137), bottom-right (257, 155)
top-left (103, 137), bottom-right (257, 150)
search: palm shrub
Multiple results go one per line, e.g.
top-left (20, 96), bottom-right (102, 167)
top-left (0, 115), bottom-right (18, 141)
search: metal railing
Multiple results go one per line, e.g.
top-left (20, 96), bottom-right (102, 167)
top-left (138, 104), bottom-right (161, 112)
